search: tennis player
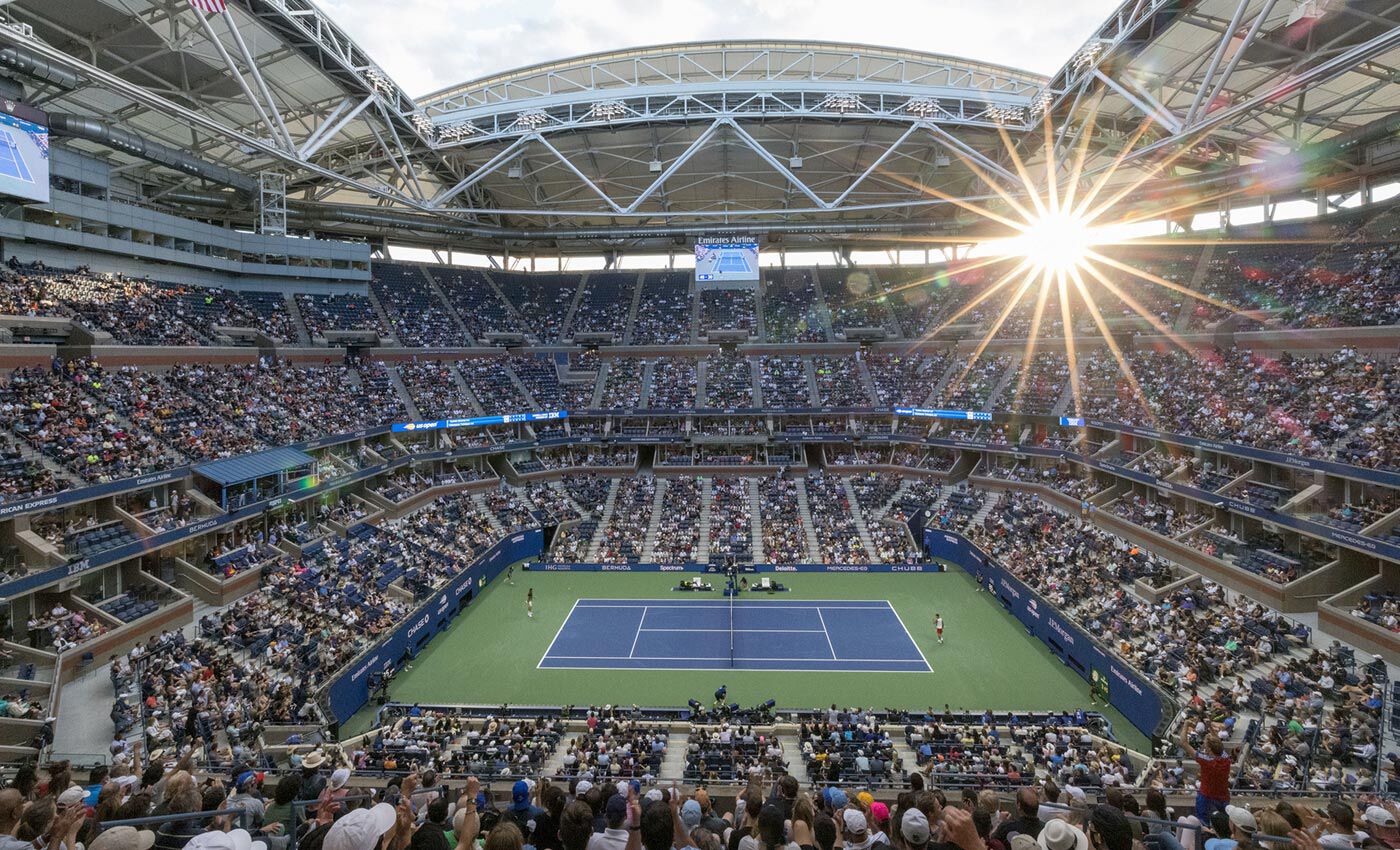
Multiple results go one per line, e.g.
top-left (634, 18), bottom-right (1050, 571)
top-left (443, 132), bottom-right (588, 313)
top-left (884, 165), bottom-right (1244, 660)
top-left (526, 587), bottom-right (534, 619)
top-left (935, 613), bottom-right (944, 644)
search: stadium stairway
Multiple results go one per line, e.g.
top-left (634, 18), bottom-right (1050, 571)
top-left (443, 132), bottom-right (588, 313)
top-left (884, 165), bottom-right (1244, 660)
top-left (640, 479), bottom-right (669, 561)
top-left (980, 362), bottom-right (1019, 412)
top-left (792, 479), bottom-right (824, 562)
top-left (747, 478), bottom-right (765, 563)
top-left (472, 493), bottom-right (507, 536)
top-left (622, 277), bottom-right (644, 344)
top-left (694, 361), bottom-right (708, 408)
top-left (696, 477), bottom-right (715, 563)
top-left (1175, 241), bottom-right (1218, 332)
top-left (422, 268), bottom-right (478, 344)
top-left (584, 480), bottom-right (622, 561)
top-left (447, 364), bottom-right (487, 416)
top-left (638, 360), bottom-right (656, 407)
top-left (840, 478), bottom-right (879, 562)
top-left (854, 358), bottom-right (881, 405)
top-left (505, 363), bottom-right (539, 410)
top-left (364, 288), bottom-right (400, 345)
top-left (801, 359), bottom-right (821, 406)
top-left (925, 357), bottom-right (965, 407)
top-left (282, 293), bottom-right (313, 344)
top-left (386, 368), bottom-right (422, 420)
top-left (558, 273), bottom-right (589, 340)
top-left (777, 733), bottom-right (810, 784)
top-left (590, 361), bottom-right (609, 407)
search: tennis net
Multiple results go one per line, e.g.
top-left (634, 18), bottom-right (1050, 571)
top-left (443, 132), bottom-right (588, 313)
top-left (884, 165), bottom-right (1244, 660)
top-left (728, 578), bottom-right (736, 667)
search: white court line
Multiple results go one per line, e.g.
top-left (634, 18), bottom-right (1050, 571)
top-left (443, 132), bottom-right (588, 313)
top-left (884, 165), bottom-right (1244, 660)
top-left (815, 608), bottom-right (839, 660)
top-left (536, 598), bottom-right (581, 670)
top-left (638, 627), bottom-right (827, 633)
top-left (574, 601), bottom-right (894, 610)
top-left (627, 606), bottom-right (649, 659)
top-left (883, 599), bottom-right (934, 672)
top-left (535, 664), bottom-right (930, 673)
top-left (542, 655), bottom-right (930, 662)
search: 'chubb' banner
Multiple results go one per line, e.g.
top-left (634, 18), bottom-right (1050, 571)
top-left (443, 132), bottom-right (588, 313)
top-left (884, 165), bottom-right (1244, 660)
top-left (323, 528), bottom-right (542, 724)
top-left (923, 529), bottom-right (1172, 741)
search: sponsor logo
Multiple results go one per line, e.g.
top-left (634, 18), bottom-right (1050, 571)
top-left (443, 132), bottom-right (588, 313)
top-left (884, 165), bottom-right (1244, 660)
top-left (406, 612), bottom-right (433, 640)
top-left (774, 566), bottom-right (797, 572)
top-left (824, 565), bottom-right (871, 572)
top-left (0, 495), bottom-right (60, 518)
top-left (601, 565), bottom-right (633, 571)
top-left (350, 653), bottom-right (383, 682)
top-left (66, 559), bottom-right (91, 576)
top-left (889, 565), bottom-right (925, 572)
top-left (1048, 618), bottom-right (1075, 647)
top-left (659, 565), bottom-right (686, 572)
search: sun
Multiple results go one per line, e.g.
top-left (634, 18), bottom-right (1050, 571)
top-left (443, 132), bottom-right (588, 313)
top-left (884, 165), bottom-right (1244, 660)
top-left (995, 209), bottom-right (1100, 273)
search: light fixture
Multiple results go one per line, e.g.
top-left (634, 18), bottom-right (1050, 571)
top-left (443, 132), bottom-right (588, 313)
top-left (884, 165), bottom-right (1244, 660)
top-left (819, 93), bottom-right (861, 113)
top-left (515, 110), bottom-right (550, 130)
top-left (589, 101), bottom-right (627, 120)
top-left (365, 67), bottom-right (392, 94)
top-left (905, 98), bottom-right (941, 118)
top-left (438, 122), bottom-right (480, 142)
top-left (410, 112), bottom-right (435, 137)
top-left (987, 104), bottom-right (1026, 124)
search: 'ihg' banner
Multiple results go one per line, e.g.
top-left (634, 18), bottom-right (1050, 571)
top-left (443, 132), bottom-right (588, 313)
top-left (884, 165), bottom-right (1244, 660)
top-left (923, 529), bottom-right (1172, 741)
top-left (323, 528), bottom-right (542, 724)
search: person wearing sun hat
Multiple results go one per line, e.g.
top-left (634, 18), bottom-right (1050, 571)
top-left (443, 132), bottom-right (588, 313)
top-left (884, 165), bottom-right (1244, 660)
top-left (1038, 819), bottom-right (1089, 850)
top-left (89, 826), bottom-right (156, 850)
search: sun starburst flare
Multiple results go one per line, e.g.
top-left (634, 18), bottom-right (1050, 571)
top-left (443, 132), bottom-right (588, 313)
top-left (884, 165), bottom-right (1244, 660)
top-left (866, 97), bottom-right (1288, 425)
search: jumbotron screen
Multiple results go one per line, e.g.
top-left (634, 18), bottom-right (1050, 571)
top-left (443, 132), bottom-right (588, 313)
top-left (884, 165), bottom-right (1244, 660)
top-left (695, 240), bottom-right (759, 282)
top-left (0, 104), bottom-right (48, 205)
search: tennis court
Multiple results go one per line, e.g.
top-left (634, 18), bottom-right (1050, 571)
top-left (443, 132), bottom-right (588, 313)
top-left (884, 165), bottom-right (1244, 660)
top-left (0, 132), bottom-right (33, 183)
top-left (538, 598), bottom-right (932, 672)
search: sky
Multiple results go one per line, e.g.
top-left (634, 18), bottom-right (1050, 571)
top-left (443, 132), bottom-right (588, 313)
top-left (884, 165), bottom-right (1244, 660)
top-left (316, 0), bottom-right (1124, 97)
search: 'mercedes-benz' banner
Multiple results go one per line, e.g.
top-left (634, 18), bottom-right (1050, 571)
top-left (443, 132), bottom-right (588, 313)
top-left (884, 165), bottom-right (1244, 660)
top-left (923, 529), bottom-right (1172, 741)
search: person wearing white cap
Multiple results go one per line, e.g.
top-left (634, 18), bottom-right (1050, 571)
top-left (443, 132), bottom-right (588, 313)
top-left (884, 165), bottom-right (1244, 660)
top-left (1361, 806), bottom-right (1400, 849)
top-left (902, 808), bottom-right (931, 850)
top-left (323, 803), bottom-right (408, 850)
top-left (842, 809), bottom-right (873, 850)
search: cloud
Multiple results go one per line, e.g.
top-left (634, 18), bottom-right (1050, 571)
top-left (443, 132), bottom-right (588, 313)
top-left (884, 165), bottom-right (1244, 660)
top-left (315, 0), bottom-right (1121, 96)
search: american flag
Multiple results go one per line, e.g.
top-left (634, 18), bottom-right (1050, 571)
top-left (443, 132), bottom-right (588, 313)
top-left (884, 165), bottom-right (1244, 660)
top-left (188, 0), bottom-right (227, 13)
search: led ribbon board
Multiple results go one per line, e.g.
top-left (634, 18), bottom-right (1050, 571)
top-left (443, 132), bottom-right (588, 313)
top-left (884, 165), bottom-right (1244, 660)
top-left (391, 410), bottom-right (568, 433)
top-left (893, 407), bottom-right (993, 422)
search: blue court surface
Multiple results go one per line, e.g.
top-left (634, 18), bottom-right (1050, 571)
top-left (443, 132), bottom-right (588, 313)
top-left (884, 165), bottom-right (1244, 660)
top-left (0, 133), bottom-right (32, 183)
top-left (538, 598), bottom-right (932, 672)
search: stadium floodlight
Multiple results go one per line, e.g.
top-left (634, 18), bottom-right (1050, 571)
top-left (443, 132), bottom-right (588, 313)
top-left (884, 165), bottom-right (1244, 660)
top-left (987, 104), bottom-right (1026, 124)
top-left (589, 101), bottom-right (628, 120)
top-left (438, 122), bottom-right (480, 142)
top-left (365, 67), bottom-right (393, 94)
top-left (1028, 90), bottom-right (1054, 117)
top-left (515, 110), bottom-right (550, 130)
top-left (410, 112), bottom-right (436, 137)
top-left (1072, 41), bottom-right (1103, 71)
top-left (904, 98), bottom-right (941, 118)
top-left (819, 93), bottom-right (862, 113)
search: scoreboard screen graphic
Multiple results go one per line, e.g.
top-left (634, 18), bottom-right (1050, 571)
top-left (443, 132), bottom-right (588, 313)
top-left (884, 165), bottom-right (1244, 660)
top-left (0, 110), bottom-right (48, 205)
top-left (695, 241), bottom-right (759, 282)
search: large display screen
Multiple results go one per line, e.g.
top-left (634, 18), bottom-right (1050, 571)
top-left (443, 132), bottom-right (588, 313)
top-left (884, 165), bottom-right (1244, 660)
top-left (695, 240), bottom-right (759, 282)
top-left (0, 110), bottom-right (48, 205)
